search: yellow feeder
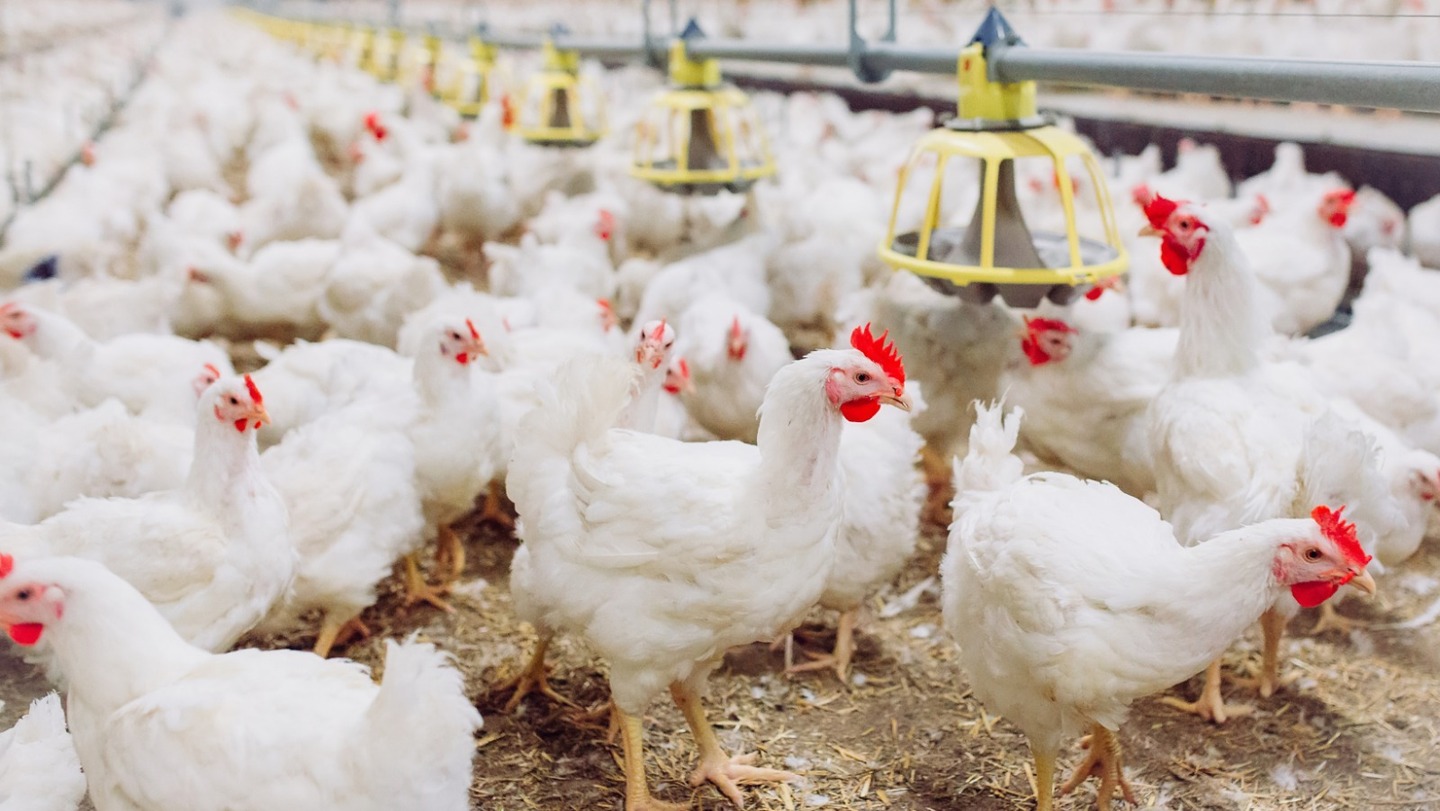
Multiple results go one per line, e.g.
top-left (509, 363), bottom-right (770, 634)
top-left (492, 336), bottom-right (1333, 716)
top-left (630, 21), bottom-right (775, 195)
top-left (397, 31), bottom-right (444, 93)
top-left (514, 38), bottom-right (606, 147)
top-left (878, 9), bottom-right (1127, 308)
top-left (349, 27), bottom-right (377, 73)
top-left (441, 35), bottom-right (499, 117)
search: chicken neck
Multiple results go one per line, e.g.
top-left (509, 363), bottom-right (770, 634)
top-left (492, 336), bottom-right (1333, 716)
top-left (1174, 224), bottom-right (1271, 380)
top-left (25, 309), bottom-right (95, 368)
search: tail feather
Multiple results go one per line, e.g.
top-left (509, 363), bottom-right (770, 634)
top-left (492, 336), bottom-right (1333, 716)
top-left (952, 401), bottom-right (1025, 497)
top-left (362, 640), bottom-right (481, 806)
top-left (511, 354), bottom-right (638, 466)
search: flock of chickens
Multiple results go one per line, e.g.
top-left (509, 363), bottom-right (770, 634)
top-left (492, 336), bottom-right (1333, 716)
top-left (1, 5), bottom-right (1440, 811)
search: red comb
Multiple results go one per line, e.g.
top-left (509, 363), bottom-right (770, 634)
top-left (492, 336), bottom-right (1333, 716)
top-left (244, 374), bottom-right (263, 406)
top-left (850, 323), bottom-right (905, 390)
top-left (1311, 505), bottom-right (1371, 568)
top-left (1130, 183), bottom-right (1154, 209)
top-left (203, 363), bottom-right (220, 378)
top-left (0, 553), bottom-right (11, 578)
top-left (1142, 193), bottom-right (1181, 229)
top-left (465, 318), bottom-right (480, 341)
top-left (730, 315), bottom-right (743, 339)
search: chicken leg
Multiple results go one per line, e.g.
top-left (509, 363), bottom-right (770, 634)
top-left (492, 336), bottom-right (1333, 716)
top-left (499, 635), bottom-right (577, 712)
top-left (1232, 607), bottom-right (1300, 697)
top-left (617, 706), bottom-right (688, 811)
top-left (479, 480), bottom-right (514, 530)
top-left (1032, 745), bottom-right (1057, 811)
top-left (1310, 601), bottom-right (1368, 635)
top-left (432, 524), bottom-right (466, 587)
top-left (313, 613), bottom-right (371, 658)
top-left (669, 680), bottom-right (798, 808)
top-left (1058, 724), bottom-right (1137, 807)
top-left (785, 609), bottom-right (859, 682)
top-left (401, 553), bottom-right (455, 613)
top-left (1160, 659), bottom-right (1252, 724)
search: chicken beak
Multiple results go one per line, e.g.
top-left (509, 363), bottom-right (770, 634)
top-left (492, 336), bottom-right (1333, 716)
top-left (1138, 224), bottom-right (1161, 238)
top-left (251, 405), bottom-right (271, 428)
top-left (878, 391), bottom-right (911, 412)
top-left (1347, 569), bottom-right (1377, 597)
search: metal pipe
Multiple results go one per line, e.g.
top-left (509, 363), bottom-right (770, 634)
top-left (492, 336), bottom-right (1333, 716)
top-left (990, 47), bottom-right (1440, 114)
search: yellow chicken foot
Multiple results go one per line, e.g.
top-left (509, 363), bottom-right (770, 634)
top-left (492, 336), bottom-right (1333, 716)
top-left (401, 553), bottom-right (455, 614)
top-left (618, 706), bottom-right (688, 811)
top-left (432, 524), bottom-right (466, 587)
top-left (1230, 608), bottom-right (1300, 697)
top-left (499, 635), bottom-right (577, 713)
top-left (563, 697), bottom-right (621, 744)
top-left (479, 481), bottom-right (515, 530)
top-left (1032, 746), bottom-right (1057, 811)
top-left (312, 613), bottom-right (371, 658)
top-left (1160, 659), bottom-right (1252, 724)
top-left (1309, 601), bottom-right (1368, 635)
top-left (1057, 725), bottom-right (1137, 808)
top-left (670, 681), bottom-right (798, 808)
top-left (785, 609), bottom-right (858, 682)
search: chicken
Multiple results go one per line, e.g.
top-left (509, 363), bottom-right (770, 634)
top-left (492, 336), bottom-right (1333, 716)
top-left (672, 297), bottom-right (791, 443)
top-left (0, 693), bottom-right (86, 811)
top-left (0, 554), bottom-right (481, 811)
top-left (505, 325), bottom-right (909, 810)
top-left (1003, 316), bottom-right (1174, 497)
top-left (943, 402), bottom-right (1376, 811)
top-left (256, 399), bottom-right (425, 657)
top-left (0, 301), bottom-right (233, 422)
top-left (0, 376), bottom-right (292, 653)
top-left (186, 238), bottom-right (340, 341)
top-left (318, 223), bottom-right (447, 347)
top-left (1142, 193), bottom-right (1399, 722)
top-left (1237, 187), bottom-right (1354, 335)
top-left (248, 338), bottom-right (412, 449)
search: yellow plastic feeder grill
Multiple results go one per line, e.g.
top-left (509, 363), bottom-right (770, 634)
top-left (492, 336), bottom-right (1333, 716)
top-left (366, 29), bottom-right (406, 82)
top-left (515, 39), bottom-right (606, 148)
top-left (441, 36), bottom-right (499, 118)
top-left (630, 22), bottom-right (775, 196)
top-left (396, 33), bottom-right (443, 93)
top-left (878, 9), bottom-right (1127, 308)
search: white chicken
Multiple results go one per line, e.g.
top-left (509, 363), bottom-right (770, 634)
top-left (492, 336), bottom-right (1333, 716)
top-left (0, 376), bottom-right (292, 653)
top-left (943, 402), bottom-right (1376, 811)
top-left (505, 325), bottom-right (909, 809)
top-left (673, 296), bottom-right (791, 444)
top-left (0, 693), bottom-right (86, 811)
top-left (1003, 316), bottom-right (1175, 497)
top-left (0, 554), bottom-right (481, 811)
top-left (1238, 187), bottom-right (1354, 335)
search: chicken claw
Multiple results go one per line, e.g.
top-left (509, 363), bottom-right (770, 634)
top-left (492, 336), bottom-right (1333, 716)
top-left (479, 481), bottom-right (515, 530)
top-left (1309, 601), bottom-right (1368, 636)
top-left (688, 752), bottom-right (799, 809)
top-left (784, 609), bottom-right (858, 683)
top-left (498, 636), bottom-right (577, 713)
top-left (433, 524), bottom-right (466, 586)
top-left (1229, 607), bottom-right (1299, 698)
top-left (1159, 659), bottom-right (1252, 724)
top-left (401, 554), bottom-right (455, 614)
top-left (1058, 725), bottom-right (1137, 808)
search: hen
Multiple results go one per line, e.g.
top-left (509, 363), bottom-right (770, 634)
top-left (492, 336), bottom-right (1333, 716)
top-left (1237, 187), bottom-right (1354, 335)
top-left (943, 403), bottom-right (1375, 811)
top-left (0, 554), bottom-right (481, 811)
top-left (0, 693), bottom-right (86, 811)
top-left (506, 325), bottom-right (909, 810)
top-left (0, 375), bottom-right (292, 653)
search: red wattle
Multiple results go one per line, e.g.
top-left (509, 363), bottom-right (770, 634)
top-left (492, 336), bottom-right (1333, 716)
top-left (840, 398), bottom-right (881, 423)
top-left (1290, 580), bottom-right (1340, 608)
top-left (234, 419), bottom-right (248, 433)
top-left (1329, 212), bottom-right (1348, 228)
top-left (455, 352), bottom-right (469, 365)
top-left (1020, 338), bottom-right (1052, 366)
top-left (1084, 285), bottom-right (1106, 301)
top-left (1160, 237), bottom-right (1191, 276)
top-left (7, 623), bottom-right (42, 645)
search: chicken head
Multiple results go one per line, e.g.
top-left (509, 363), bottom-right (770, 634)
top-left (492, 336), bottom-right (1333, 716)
top-left (192, 362), bottom-right (223, 398)
top-left (0, 302), bottom-right (36, 340)
top-left (435, 318), bottom-right (486, 366)
top-left (635, 320), bottom-right (676, 371)
top-left (1020, 316), bottom-right (1077, 366)
top-left (1277, 505), bottom-right (1377, 608)
top-left (0, 553), bottom-right (59, 646)
top-left (830, 324), bottom-right (909, 423)
top-left (1319, 188), bottom-right (1357, 229)
top-left (1140, 194), bottom-right (1208, 276)
top-left (205, 375), bottom-right (270, 434)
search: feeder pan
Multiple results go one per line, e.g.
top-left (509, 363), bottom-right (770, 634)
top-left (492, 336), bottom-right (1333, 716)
top-left (514, 37), bottom-right (606, 147)
top-left (441, 34), bottom-right (499, 118)
top-left (877, 8), bottom-right (1127, 308)
top-left (630, 20), bottom-right (775, 196)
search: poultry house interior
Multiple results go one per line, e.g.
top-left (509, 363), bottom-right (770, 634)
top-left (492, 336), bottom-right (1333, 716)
top-left (2, 1), bottom-right (1440, 810)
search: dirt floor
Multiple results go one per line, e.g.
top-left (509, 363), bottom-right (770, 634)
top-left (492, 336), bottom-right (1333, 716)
top-left (10, 492), bottom-right (1435, 811)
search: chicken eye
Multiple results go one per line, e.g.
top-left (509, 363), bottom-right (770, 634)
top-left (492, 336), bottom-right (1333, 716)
top-left (855, 371), bottom-right (871, 383)
top-left (450, 332), bottom-right (462, 341)
top-left (228, 396), bottom-right (239, 405)
top-left (16, 589), bottom-right (30, 601)
top-left (1304, 548), bottom-right (1322, 561)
